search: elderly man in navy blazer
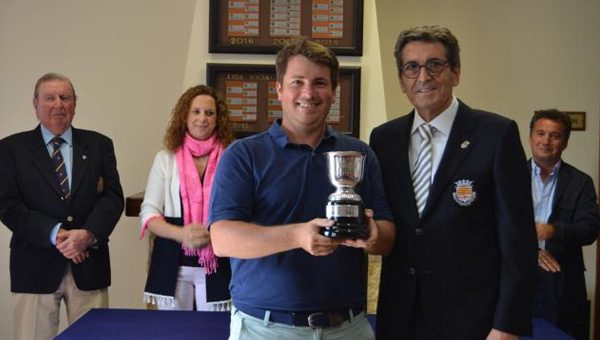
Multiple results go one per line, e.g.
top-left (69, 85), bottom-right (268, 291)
top-left (0, 73), bottom-right (124, 340)
top-left (370, 26), bottom-right (538, 340)
top-left (528, 109), bottom-right (599, 340)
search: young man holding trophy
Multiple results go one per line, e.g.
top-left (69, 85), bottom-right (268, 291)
top-left (209, 38), bottom-right (395, 340)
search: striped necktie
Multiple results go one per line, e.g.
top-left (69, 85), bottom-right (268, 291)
top-left (51, 137), bottom-right (70, 199)
top-left (412, 124), bottom-right (433, 216)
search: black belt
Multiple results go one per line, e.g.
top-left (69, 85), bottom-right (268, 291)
top-left (236, 304), bottom-right (363, 328)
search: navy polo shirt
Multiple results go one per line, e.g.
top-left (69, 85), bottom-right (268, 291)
top-left (208, 120), bottom-right (392, 312)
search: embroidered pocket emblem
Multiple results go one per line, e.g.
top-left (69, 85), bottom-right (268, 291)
top-left (452, 179), bottom-right (477, 206)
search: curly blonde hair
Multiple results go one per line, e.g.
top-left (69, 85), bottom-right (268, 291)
top-left (164, 85), bottom-right (234, 151)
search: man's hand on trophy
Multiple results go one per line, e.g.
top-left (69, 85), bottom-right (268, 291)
top-left (294, 218), bottom-right (342, 256)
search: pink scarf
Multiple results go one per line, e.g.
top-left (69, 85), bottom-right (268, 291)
top-left (175, 132), bottom-right (223, 274)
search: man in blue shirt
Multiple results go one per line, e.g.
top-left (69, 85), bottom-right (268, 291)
top-left (209, 38), bottom-right (395, 340)
top-left (529, 109), bottom-right (599, 340)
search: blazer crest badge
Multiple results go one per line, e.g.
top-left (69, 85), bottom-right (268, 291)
top-left (452, 179), bottom-right (477, 206)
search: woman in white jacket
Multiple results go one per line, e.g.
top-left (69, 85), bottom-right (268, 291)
top-left (140, 85), bottom-right (234, 310)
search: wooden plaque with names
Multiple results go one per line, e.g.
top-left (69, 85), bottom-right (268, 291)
top-left (206, 63), bottom-right (361, 138)
top-left (209, 0), bottom-right (363, 56)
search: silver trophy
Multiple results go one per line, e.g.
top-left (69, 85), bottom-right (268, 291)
top-left (322, 151), bottom-right (368, 239)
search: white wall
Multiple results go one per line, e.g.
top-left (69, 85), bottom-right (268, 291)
top-left (0, 0), bottom-right (196, 338)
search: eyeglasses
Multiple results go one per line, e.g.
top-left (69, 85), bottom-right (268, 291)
top-left (400, 59), bottom-right (449, 79)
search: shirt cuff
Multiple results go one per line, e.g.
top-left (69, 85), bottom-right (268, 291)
top-left (50, 223), bottom-right (62, 245)
top-left (141, 215), bottom-right (165, 239)
top-left (89, 234), bottom-right (99, 249)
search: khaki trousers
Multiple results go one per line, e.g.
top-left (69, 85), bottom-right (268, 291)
top-left (12, 266), bottom-right (108, 340)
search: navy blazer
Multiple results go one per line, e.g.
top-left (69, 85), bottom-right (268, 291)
top-left (530, 161), bottom-right (599, 314)
top-left (370, 101), bottom-right (538, 339)
top-left (0, 125), bottom-right (124, 293)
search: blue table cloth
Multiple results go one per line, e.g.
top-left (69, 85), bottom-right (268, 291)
top-left (55, 308), bottom-right (574, 340)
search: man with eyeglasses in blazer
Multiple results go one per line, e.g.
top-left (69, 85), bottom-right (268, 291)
top-left (370, 25), bottom-right (537, 340)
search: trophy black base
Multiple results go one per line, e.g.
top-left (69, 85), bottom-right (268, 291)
top-left (321, 223), bottom-right (368, 239)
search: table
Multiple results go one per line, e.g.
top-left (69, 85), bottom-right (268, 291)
top-left (55, 308), bottom-right (574, 340)
top-left (125, 192), bottom-right (144, 217)
top-left (56, 309), bottom-right (228, 340)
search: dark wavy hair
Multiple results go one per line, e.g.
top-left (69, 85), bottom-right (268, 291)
top-left (164, 85), bottom-right (234, 151)
top-left (394, 25), bottom-right (461, 74)
top-left (275, 37), bottom-right (339, 90)
top-left (530, 109), bottom-right (572, 141)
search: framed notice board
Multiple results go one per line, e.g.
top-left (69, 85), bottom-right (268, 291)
top-left (209, 0), bottom-right (363, 56)
top-left (206, 63), bottom-right (361, 138)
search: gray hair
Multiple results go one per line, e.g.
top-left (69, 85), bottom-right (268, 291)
top-left (34, 72), bottom-right (77, 102)
top-left (394, 25), bottom-right (461, 74)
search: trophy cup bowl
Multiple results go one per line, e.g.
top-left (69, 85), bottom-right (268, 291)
top-left (322, 151), bottom-right (368, 239)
